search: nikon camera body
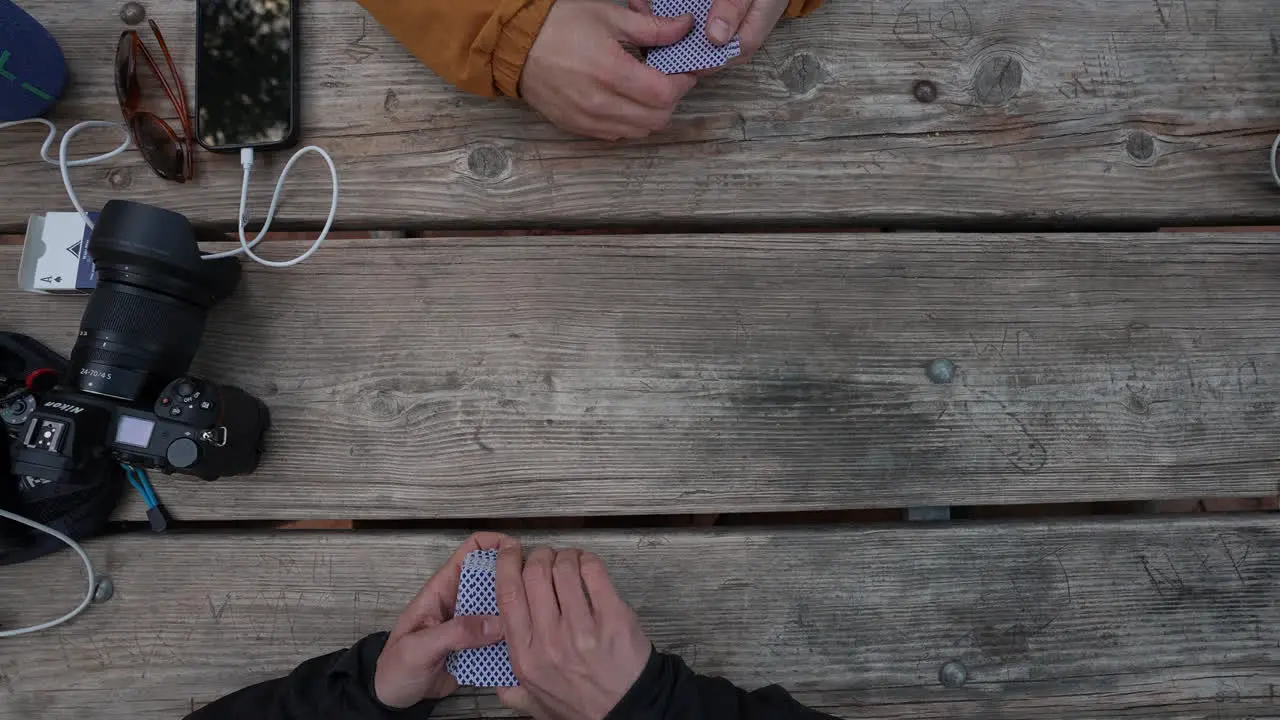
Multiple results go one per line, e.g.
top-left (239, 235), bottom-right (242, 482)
top-left (15, 378), bottom-right (267, 483)
top-left (6, 201), bottom-right (269, 544)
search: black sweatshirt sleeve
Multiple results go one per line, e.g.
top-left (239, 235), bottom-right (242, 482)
top-left (607, 649), bottom-right (839, 720)
top-left (185, 632), bottom-right (437, 720)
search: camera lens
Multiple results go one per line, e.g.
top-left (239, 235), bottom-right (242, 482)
top-left (72, 283), bottom-right (211, 399)
top-left (69, 201), bottom-right (242, 401)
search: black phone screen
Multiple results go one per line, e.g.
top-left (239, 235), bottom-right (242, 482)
top-left (196, 0), bottom-right (296, 150)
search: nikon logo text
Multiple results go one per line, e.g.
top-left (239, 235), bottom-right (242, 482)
top-left (45, 402), bottom-right (85, 415)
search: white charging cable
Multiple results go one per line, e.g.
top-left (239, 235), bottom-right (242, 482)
top-left (1271, 133), bottom-right (1280, 189)
top-left (0, 507), bottom-right (97, 638)
top-left (200, 146), bottom-right (339, 267)
top-left (1, 119), bottom-right (340, 268)
top-left (0, 118), bottom-right (132, 221)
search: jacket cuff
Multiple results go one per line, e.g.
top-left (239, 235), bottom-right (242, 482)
top-left (493, 0), bottom-right (557, 98)
top-left (785, 0), bottom-right (825, 17)
top-left (351, 632), bottom-right (440, 717)
top-left (605, 647), bottom-right (676, 719)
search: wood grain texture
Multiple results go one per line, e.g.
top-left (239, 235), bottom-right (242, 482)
top-left (1, 234), bottom-right (1278, 520)
top-left (2, 0), bottom-right (1279, 231)
top-left (1, 517), bottom-right (1277, 719)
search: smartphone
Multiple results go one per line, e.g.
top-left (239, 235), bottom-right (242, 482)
top-left (195, 0), bottom-right (300, 152)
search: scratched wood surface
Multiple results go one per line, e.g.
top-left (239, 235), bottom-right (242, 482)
top-left (1, 518), bottom-right (1277, 719)
top-left (1, 233), bottom-right (1278, 521)
top-left (2, 0), bottom-right (1279, 232)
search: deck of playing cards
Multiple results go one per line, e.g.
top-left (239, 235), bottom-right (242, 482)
top-left (646, 0), bottom-right (742, 74)
top-left (446, 550), bottom-right (518, 687)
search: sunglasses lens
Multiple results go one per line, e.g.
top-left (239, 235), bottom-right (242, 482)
top-left (115, 34), bottom-right (137, 110)
top-left (131, 114), bottom-right (184, 182)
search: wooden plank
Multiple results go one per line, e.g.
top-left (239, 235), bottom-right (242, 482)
top-left (2, 0), bottom-right (1278, 232)
top-left (2, 233), bottom-right (1280, 520)
top-left (1, 517), bottom-right (1277, 718)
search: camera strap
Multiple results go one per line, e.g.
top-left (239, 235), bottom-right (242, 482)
top-left (1, 332), bottom-right (124, 567)
top-left (0, 460), bottom-right (122, 567)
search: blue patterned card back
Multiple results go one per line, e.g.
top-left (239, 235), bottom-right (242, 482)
top-left (446, 549), bottom-right (518, 687)
top-left (646, 0), bottom-right (742, 74)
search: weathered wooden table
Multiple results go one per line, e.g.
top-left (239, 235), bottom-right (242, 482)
top-left (1, 0), bottom-right (1278, 718)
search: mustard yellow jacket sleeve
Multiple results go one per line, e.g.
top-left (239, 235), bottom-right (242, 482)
top-left (356, 0), bottom-right (827, 98)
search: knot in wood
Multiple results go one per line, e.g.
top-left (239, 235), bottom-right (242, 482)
top-left (780, 53), bottom-right (831, 95)
top-left (467, 146), bottom-right (509, 180)
top-left (107, 168), bottom-right (132, 189)
top-left (368, 389), bottom-right (403, 420)
top-left (1125, 131), bottom-right (1156, 162)
top-left (973, 54), bottom-right (1022, 106)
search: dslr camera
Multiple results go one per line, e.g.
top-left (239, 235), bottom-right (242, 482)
top-left (10, 201), bottom-right (270, 487)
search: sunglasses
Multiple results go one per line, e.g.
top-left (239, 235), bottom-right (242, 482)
top-left (115, 20), bottom-right (195, 183)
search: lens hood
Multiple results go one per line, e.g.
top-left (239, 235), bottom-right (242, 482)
top-left (89, 200), bottom-right (241, 308)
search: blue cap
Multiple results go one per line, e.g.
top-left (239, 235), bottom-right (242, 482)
top-left (0, 0), bottom-right (69, 121)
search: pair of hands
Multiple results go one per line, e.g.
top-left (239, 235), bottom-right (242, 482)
top-left (374, 533), bottom-right (651, 720)
top-left (521, 0), bottom-right (792, 140)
